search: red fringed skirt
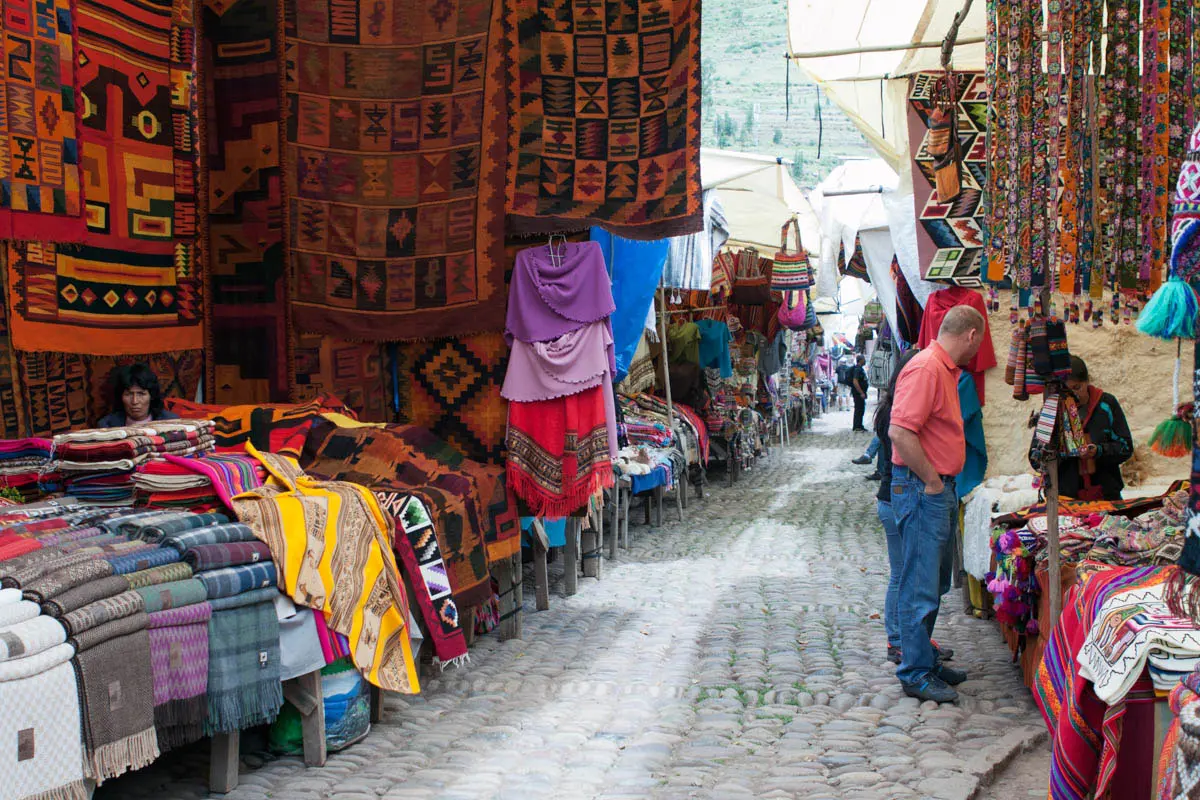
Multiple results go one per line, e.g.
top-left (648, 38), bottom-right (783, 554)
top-left (506, 386), bottom-right (614, 518)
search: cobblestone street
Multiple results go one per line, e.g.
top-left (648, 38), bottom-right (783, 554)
top-left (99, 411), bottom-right (1046, 800)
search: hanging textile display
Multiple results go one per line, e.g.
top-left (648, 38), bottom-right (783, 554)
top-left (6, 0), bottom-right (205, 356)
top-left (837, 237), bottom-right (870, 283)
top-left (0, 0), bottom-right (86, 243)
top-left (291, 335), bottom-right (389, 423)
top-left (664, 190), bottom-right (729, 291)
top-left (909, 71), bottom-right (989, 287)
top-left (591, 229), bottom-right (668, 383)
top-left (392, 333), bottom-right (509, 465)
top-left (203, 0), bottom-right (291, 405)
top-left (284, 0), bottom-right (508, 341)
top-left (500, 0), bottom-right (703, 240)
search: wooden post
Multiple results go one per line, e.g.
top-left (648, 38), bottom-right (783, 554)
top-left (1040, 284), bottom-right (1063, 627)
top-left (581, 507), bottom-right (602, 579)
top-left (608, 486), bottom-right (620, 560)
top-left (283, 670), bottom-right (327, 767)
top-left (563, 518), bottom-right (579, 595)
top-left (209, 731), bottom-right (240, 794)
top-left (531, 519), bottom-right (550, 611)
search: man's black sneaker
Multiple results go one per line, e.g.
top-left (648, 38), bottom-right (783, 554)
top-left (932, 640), bottom-right (955, 661)
top-left (866, 472), bottom-right (882, 481)
top-left (901, 674), bottom-right (959, 703)
top-left (852, 455), bottom-right (872, 465)
top-left (936, 664), bottom-right (968, 686)
top-left (887, 645), bottom-right (901, 664)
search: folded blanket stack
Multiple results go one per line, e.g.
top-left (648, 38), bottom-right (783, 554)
top-left (0, 437), bottom-right (59, 501)
top-left (52, 421), bottom-right (217, 506)
top-left (0, 593), bottom-right (86, 800)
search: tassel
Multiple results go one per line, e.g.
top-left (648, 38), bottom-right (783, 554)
top-left (1136, 276), bottom-right (1199, 339)
top-left (1149, 342), bottom-right (1194, 458)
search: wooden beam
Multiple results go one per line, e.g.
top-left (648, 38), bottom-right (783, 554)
top-left (209, 731), bottom-right (240, 794)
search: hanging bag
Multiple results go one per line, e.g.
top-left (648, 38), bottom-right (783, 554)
top-left (926, 71), bottom-right (963, 203)
top-left (770, 218), bottom-right (814, 290)
top-left (777, 290), bottom-right (808, 330)
top-left (731, 247), bottom-right (771, 305)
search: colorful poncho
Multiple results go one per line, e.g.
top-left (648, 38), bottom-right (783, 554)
top-left (233, 446), bottom-right (419, 694)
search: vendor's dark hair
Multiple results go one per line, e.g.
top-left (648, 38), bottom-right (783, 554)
top-left (1070, 355), bottom-right (1089, 382)
top-left (110, 363), bottom-right (165, 415)
top-left (874, 348), bottom-right (922, 440)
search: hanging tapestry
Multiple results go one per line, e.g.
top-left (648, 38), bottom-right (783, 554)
top-left (204, 0), bottom-right (290, 404)
top-left (5, 0), bottom-right (204, 355)
top-left (0, 0), bottom-right (86, 242)
top-left (0, 270), bottom-right (22, 438)
top-left (283, 0), bottom-right (507, 342)
top-left (909, 71), bottom-right (989, 287)
top-left (15, 351), bottom-right (88, 437)
top-left (837, 238), bottom-right (869, 282)
top-left (292, 335), bottom-right (388, 423)
top-left (392, 333), bottom-right (509, 464)
top-left (500, 0), bottom-right (703, 240)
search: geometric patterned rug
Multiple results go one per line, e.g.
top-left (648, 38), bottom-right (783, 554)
top-left (393, 333), bottom-right (509, 465)
top-left (292, 335), bottom-right (389, 423)
top-left (909, 71), bottom-right (989, 288)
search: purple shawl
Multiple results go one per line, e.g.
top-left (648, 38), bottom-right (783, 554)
top-left (506, 241), bottom-right (615, 344)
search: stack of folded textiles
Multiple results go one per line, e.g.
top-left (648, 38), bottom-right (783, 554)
top-left (0, 589), bottom-right (89, 800)
top-left (52, 420), bottom-right (217, 506)
top-left (132, 453), bottom-right (266, 513)
top-left (0, 438), bottom-right (59, 501)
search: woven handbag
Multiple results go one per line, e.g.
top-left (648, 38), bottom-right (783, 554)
top-left (927, 72), bottom-right (963, 203)
top-left (771, 218), bottom-right (813, 290)
top-left (731, 247), bottom-right (771, 305)
top-left (777, 290), bottom-right (808, 330)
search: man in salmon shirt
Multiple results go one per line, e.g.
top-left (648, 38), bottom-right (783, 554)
top-left (889, 305), bottom-right (986, 703)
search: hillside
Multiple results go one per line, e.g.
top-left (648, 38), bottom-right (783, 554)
top-left (702, 0), bottom-right (874, 188)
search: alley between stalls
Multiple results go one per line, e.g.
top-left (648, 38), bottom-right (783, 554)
top-left (99, 412), bottom-right (1043, 800)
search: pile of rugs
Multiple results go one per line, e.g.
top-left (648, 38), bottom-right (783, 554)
top-left (132, 452), bottom-right (266, 513)
top-left (52, 421), bottom-right (217, 505)
top-left (0, 438), bottom-right (57, 501)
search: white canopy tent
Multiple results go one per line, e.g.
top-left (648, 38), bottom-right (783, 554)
top-left (784, 0), bottom-right (985, 170)
top-left (701, 148), bottom-right (823, 258)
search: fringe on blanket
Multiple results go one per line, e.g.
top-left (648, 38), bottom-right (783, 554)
top-left (154, 695), bottom-right (208, 751)
top-left (505, 466), bottom-right (612, 519)
top-left (23, 782), bottom-right (89, 800)
top-left (203, 683), bottom-right (283, 736)
top-left (433, 652), bottom-right (471, 672)
top-left (89, 727), bottom-right (159, 783)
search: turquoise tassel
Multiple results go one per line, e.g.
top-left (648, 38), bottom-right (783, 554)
top-left (1137, 277), bottom-right (1199, 339)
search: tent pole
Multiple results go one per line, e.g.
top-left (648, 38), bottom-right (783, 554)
top-left (1040, 283), bottom-right (1063, 628)
top-left (658, 284), bottom-right (677, 437)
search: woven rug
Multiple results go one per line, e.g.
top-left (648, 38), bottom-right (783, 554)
top-left (283, 0), bottom-right (507, 341)
top-left (0, 0), bottom-right (86, 243)
top-left (292, 335), bottom-right (389, 422)
top-left (0, 277), bottom-right (23, 438)
top-left (147, 601), bottom-right (211, 750)
top-left (233, 447), bottom-right (420, 693)
top-left (15, 350), bottom-right (88, 437)
top-left (164, 398), bottom-right (333, 456)
top-left (203, 587), bottom-right (282, 735)
top-left (72, 621), bottom-right (159, 782)
top-left (299, 421), bottom-right (498, 603)
top-left (374, 491), bottom-right (468, 669)
top-left (5, 0), bottom-right (204, 356)
top-left (393, 333), bottom-right (509, 464)
top-left (0, 644), bottom-right (87, 800)
top-left (204, 0), bottom-right (291, 405)
top-left (501, 0), bottom-right (703, 239)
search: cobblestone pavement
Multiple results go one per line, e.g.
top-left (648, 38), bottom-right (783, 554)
top-left (98, 411), bottom-right (1045, 800)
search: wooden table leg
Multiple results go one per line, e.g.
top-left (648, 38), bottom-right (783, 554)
top-left (581, 519), bottom-right (600, 579)
top-left (283, 670), bottom-right (327, 768)
top-left (497, 554), bottom-right (523, 640)
top-left (531, 520), bottom-right (550, 611)
top-left (209, 730), bottom-right (240, 794)
top-left (563, 518), bottom-right (579, 596)
top-left (608, 488), bottom-right (619, 561)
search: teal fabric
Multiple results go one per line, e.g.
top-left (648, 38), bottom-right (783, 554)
top-left (957, 372), bottom-right (987, 500)
top-left (695, 320), bottom-right (733, 378)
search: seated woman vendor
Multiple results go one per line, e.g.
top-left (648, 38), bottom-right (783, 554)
top-left (1059, 356), bottom-right (1133, 501)
top-left (97, 363), bottom-right (180, 428)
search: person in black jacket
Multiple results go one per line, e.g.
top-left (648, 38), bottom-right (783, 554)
top-left (1054, 356), bottom-right (1133, 501)
top-left (97, 363), bottom-right (180, 428)
top-left (850, 354), bottom-right (869, 432)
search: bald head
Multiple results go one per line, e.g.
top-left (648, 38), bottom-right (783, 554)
top-left (937, 304), bottom-right (986, 366)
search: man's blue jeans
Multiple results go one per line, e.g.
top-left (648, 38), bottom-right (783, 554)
top-left (892, 466), bottom-right (956, 684)
top-left (877, 499), bottom-right (901, 647)
top-left (864, 434), bottom-right (880, 459)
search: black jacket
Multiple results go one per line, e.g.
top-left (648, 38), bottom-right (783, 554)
top-left (1055, 391), bottom-right (1133, 501)
top-left (97, 409), bottom-right (180, 428)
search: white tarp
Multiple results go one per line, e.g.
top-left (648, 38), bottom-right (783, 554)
top-left (786, 0), bottom-right (985, 168)
top-left (701, 148), bottom-right (823, 258)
